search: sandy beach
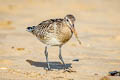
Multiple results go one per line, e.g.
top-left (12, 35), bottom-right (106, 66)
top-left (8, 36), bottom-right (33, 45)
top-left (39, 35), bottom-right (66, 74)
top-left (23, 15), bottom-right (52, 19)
top-left (0, 0), bottom-right (120, 80)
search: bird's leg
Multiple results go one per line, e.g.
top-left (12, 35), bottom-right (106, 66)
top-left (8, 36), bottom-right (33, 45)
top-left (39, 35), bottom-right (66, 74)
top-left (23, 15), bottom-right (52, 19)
top-left (44, 46), bottom-right (51, 70)
top-left (59, 46), bottom-right (66, 69)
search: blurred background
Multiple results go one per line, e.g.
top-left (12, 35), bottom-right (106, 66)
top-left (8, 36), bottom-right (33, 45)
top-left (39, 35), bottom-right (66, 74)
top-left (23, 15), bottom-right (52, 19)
top-left (0, 0), bottom-right (120, 80)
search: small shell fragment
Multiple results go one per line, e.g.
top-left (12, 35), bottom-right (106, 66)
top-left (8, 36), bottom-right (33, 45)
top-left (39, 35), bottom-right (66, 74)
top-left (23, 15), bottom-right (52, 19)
top-left (17, 48), bottom-right (25, 51)
top-left (72, 59), bottom-right (79, 62)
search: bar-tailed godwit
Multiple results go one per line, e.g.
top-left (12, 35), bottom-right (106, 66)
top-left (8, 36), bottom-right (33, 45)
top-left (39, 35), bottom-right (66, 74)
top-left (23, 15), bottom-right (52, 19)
top-left (27, 14), bottom-right (81, 70)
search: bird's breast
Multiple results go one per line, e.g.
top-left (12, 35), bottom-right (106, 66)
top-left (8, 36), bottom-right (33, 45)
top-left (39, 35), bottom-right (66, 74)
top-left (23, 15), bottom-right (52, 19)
top-left (57, 25), bottom-right (73, 45)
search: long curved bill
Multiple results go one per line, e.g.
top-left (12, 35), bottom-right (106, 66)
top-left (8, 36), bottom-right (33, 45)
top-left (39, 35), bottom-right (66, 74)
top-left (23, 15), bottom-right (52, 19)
top-left (71, 27), bottom-right (82, 45)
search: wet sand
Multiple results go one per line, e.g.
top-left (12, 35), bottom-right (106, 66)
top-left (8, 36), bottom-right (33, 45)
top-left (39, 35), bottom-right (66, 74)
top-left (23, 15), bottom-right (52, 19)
top-left (0, 0), bottom-right (120, 80)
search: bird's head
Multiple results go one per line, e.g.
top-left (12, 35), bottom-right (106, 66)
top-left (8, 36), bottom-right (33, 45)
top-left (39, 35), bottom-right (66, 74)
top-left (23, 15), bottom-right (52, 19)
top-left (64, 14), bottom-right (81, 45)
top-left (64, 14), bottom-right (76, 29)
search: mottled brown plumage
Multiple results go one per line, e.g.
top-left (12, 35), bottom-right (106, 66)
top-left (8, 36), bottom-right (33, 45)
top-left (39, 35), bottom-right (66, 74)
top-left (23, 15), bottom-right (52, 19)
top-left (27, 14), bottom-right (81, 70)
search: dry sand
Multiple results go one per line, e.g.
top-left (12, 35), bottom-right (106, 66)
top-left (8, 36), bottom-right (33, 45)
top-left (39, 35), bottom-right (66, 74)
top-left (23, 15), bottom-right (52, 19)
top-left (0, 0), bottom-right (120, 80)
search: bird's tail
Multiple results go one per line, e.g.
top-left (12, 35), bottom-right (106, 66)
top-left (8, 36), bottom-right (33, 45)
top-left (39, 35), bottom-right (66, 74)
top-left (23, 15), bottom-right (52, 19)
top-left (26, 26), bottom-right (35, 32)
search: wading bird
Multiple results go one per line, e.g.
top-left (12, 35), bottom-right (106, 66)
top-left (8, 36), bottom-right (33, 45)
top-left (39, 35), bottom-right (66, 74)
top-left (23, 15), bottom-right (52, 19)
top-left (27, 14), bottom-right (81, 70)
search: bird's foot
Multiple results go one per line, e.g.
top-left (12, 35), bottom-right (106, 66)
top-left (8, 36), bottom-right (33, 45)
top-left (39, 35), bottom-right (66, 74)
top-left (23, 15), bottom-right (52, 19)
top-left (44, 67), bottom-right (52, 71)
top-left (63, 64), bottom-right (68, 70)
top-left (63, 64), bottom-right (72, 70)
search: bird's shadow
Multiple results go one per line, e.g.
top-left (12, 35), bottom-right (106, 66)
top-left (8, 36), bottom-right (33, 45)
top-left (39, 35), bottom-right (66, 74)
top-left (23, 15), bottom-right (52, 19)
top-left (26, 59), bottom-right (72, 70)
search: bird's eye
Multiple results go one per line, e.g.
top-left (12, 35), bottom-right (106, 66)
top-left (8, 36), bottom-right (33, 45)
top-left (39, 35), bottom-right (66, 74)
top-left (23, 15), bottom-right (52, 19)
top-left (67, 19), bottom-right (69, 22)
